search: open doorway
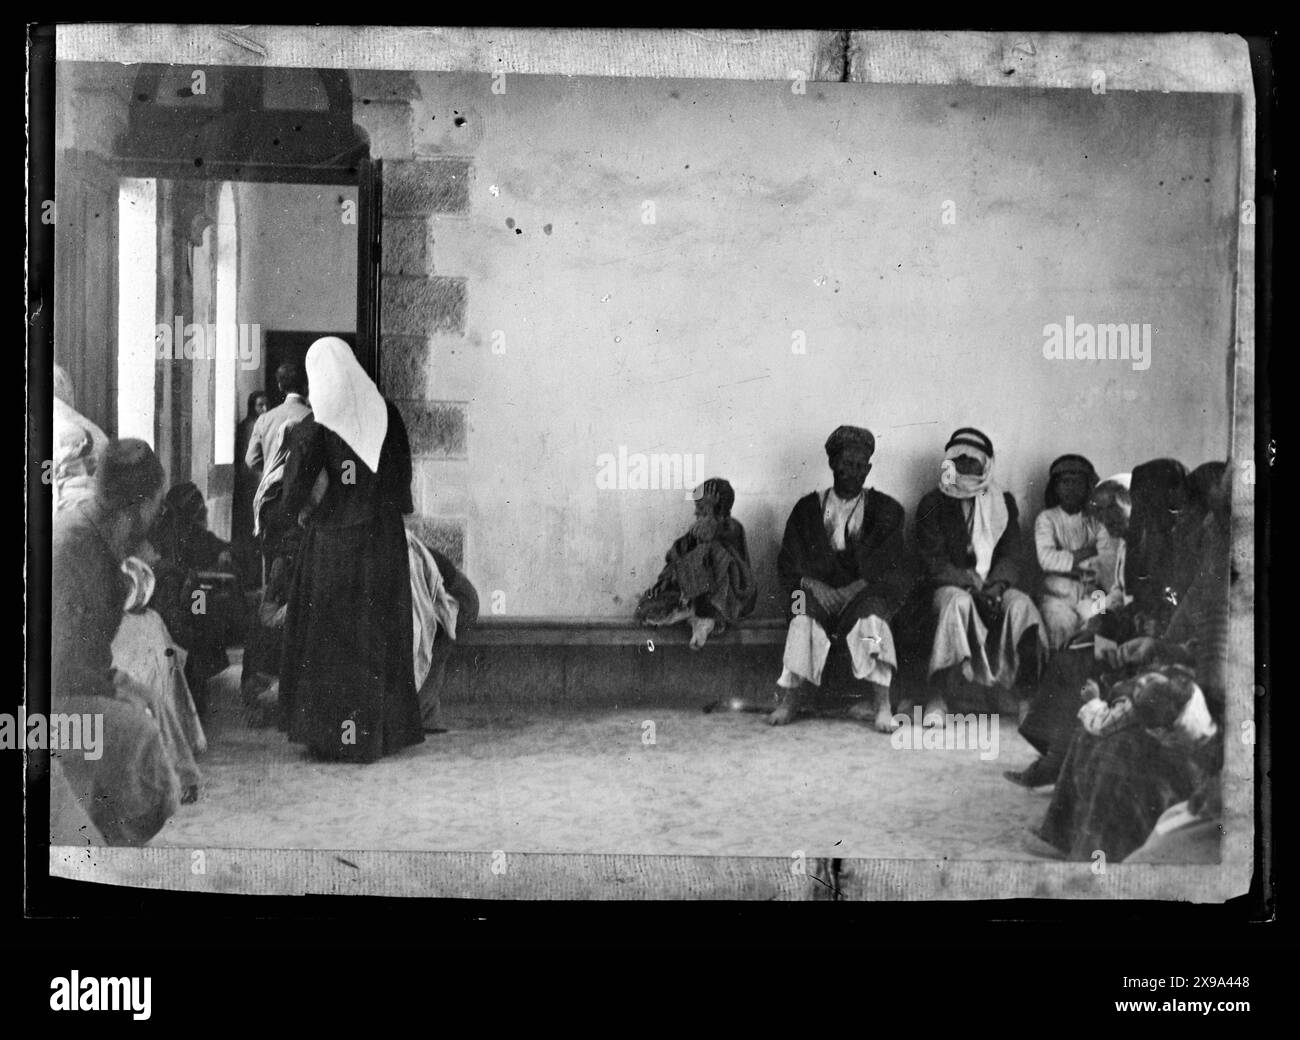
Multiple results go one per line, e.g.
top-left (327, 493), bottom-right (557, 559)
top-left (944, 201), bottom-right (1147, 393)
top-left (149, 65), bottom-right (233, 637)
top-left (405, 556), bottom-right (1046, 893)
top-left (112, 178), bottom-right (360, 541)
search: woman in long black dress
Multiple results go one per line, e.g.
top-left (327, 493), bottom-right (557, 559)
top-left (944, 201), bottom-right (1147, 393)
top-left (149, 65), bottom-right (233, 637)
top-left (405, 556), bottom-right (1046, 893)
top-left (275, 338), bottom-right (424, 763)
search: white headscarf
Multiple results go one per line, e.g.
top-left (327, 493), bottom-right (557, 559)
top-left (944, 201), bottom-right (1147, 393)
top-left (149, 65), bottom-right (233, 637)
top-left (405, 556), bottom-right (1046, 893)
top-left (938, 444), bottom-right (1008, 580)
top-left (304, 337), bottom-right (388, 474)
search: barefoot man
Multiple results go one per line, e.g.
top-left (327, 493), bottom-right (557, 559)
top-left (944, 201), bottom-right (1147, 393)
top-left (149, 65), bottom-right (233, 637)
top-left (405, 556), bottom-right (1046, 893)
top-left (769, 425), bottom-right (914, 731)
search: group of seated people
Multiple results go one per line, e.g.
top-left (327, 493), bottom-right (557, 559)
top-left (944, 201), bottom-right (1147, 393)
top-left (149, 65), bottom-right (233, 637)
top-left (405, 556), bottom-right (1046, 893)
top-left (636, 423), bottom-right (1232, 863)
top-left (48, 357), bottom-right (1232, 864)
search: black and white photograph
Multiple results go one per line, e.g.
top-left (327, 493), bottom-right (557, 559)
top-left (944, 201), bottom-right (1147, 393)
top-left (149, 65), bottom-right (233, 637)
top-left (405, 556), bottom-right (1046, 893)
top-left (24, 24), bottom-right (1268, 928)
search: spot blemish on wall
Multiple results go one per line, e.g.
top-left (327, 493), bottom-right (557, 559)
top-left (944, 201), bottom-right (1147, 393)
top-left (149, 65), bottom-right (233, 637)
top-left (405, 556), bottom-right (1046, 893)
top-left (454, 116), bottom-right (467, 127)
top-left (543, 223), bottom-right (553, 235)
top-left (505, 217), bottom-right (515, 229)
top-left (669, 90), bottom-right (680, 99)
top-left (515, 228), bottom-right (522, 235)
top-left (489, 185), bottom-right (500, 196)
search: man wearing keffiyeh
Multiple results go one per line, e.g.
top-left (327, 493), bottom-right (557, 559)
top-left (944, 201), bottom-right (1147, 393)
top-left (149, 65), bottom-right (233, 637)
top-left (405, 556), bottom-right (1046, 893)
top-left (914, 427), bottom-right (1046, 725)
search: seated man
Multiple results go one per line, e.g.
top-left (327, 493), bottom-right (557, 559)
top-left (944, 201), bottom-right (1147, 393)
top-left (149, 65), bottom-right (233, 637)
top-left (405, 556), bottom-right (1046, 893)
top-left (51, 439), bottom-right (181, 845)
top-left (634, 477), bottom-right (757, 649)
top-left (915, 427), bottom-right (1045, 724)
top-left (770, 425), bottom-right (913, 732)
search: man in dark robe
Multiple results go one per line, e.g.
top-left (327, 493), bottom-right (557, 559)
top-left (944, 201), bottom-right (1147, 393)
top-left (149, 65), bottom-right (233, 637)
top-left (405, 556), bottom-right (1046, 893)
top-left (770, 425), bottom-right (914, 732)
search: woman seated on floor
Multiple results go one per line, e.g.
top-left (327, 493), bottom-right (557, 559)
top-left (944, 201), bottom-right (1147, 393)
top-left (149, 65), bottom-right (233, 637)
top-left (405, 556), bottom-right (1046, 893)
top-left (1124, 458), bottom-right (1196, 636)
top-left (148, 482), bottom-right (248, 711)
top-left (1023, 463), bottom-right (1231, 862)
top-left (635, 476), bottom-right (756, 650)
top-left (1034, 454), bottom-right (1110, 650)
top-left (915, 427), bottom-right (1045, 724)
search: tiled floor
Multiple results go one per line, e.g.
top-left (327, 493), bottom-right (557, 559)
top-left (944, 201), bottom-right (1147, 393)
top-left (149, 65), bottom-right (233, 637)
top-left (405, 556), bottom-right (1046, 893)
top-left (153, 661), bottom-right (1053, 860)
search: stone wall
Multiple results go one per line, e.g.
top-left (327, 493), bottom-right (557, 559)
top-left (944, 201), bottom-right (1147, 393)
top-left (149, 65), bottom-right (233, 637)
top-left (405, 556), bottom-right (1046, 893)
top-left (352, 72), bottom-right (472, 567)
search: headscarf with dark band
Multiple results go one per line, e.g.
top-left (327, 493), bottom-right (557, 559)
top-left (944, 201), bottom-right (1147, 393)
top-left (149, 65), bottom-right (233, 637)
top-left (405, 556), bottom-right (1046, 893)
top-left (938, 426), bottom-right (1007, 581)
top-left (1045, 453), bottom-right (1099, 508)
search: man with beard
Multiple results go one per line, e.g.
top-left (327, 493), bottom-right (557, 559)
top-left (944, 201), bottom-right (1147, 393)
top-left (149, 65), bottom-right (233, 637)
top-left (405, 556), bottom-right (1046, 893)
top-left (50, 438), bottom-right (181, 844)
top-left (769, 425), bottom-right (913, 732)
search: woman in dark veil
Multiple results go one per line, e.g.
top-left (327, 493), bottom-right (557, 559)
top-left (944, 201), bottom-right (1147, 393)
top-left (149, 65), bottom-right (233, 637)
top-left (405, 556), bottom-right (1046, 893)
top-left (275, 338), bottom-right (424, 763)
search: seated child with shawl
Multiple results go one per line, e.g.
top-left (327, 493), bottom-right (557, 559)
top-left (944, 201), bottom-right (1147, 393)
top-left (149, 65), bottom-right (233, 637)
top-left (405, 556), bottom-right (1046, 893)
top-left (635, 477), bottom-right (757, 649)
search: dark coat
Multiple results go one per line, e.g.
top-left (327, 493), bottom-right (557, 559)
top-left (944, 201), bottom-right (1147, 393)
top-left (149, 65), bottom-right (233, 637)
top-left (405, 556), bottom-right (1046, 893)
top-left (914, 488), bottom-right (1024, 591)
top-left (51, 500), bottom-right (128, 703)
top-left (777, 489), bottom-right (913, 634)
top-left (276, 401), bottom-right (424, 762)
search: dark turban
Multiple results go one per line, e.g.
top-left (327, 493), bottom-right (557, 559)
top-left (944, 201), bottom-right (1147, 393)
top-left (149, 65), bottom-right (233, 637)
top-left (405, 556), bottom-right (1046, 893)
top-left (824, 425), bottom-right (875, 462)
top-left (1045, 453), bottom-right (1099, 507)
top-left (693, 477), bottom-right (736, 517)
top-left (94, 439), bottom-right (165, 513)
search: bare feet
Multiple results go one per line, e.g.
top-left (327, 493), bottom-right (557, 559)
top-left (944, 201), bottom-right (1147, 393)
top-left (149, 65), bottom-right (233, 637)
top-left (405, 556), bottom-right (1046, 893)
top-left (922, 696), bottom-right (947, 728)
top-left (688, 616), bottom-right (716, 650)
top-left (848, 684), bottom-right (898, 733)
top-left (767, 686), bottom-right (803, 726)
top-left (846, 699), bottom-right (875, 721)
top-left (646, 604), bottom-right (694, 627)
top-left (873, 685), bottom-right (898, 733)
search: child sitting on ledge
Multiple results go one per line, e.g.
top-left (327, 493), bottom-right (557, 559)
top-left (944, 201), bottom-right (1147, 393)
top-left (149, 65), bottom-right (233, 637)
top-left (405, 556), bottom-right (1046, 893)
top-left (634, 477), bottom-right (757, 649)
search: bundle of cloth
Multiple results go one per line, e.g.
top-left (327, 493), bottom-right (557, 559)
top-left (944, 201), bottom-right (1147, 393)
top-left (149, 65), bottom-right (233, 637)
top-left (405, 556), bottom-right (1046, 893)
top-left (51, 365), bottom-right (107, 512)
top-left (110, 556), bottom-right (207, 804)
top-left (407, 531), bottom-right (479, 731)
top-left (634, 477), bottom-right (757, 649)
